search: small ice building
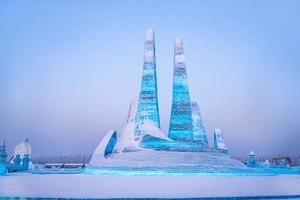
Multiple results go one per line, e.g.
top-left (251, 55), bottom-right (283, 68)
top-left (246, 151), bottom-right (258, 167)
top-left (213, 129), bottom-right (228, 154)
top-left (191, 101), bottom-right (208, 146)
top-left (9, 139), bottom-right (32, 172)
top-left (89, 130), bottom-right (117, 165)
top-left (0, 140), bottom-right (8, 175)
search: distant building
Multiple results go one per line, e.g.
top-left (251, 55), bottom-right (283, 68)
top-left (8, 139), bottom-right (32, 172)
top-left (246, 151), bottom-right (258, 167)
top-left (271, 156), bottom-right (292, 168)
top-left (0, 140), bottom-right (8, 175)
top-left (0, 140), bottom-right (7, 163)
top-left (261, 159), bottom-right (270, 167)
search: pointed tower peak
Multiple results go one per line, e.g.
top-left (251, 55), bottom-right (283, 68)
top-left (214, 128), bottom-right (222, 135)
top-left (174, 38), bottom-right (185, 64)
top-left (175, 37), bottom-right (184, 50)
top-left (146, 28), bottom-right (155, 41)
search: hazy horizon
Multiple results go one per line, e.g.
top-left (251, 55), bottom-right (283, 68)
top-left (1, 0), bottom-right (300, 157)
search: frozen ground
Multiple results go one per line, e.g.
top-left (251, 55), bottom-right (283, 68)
top-left (0, 173), bottom-right (300, 198)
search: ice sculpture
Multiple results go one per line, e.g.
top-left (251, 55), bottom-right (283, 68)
top-left (115, 98), bottom-right (140, 152)
top-left (116, 98), bottom-right (171, 153)
top-left (168, 38), bottom-right (193, 142)
top-left (261, 159), bottom-right (270, 167)
top-left (135, 28), bottom-right (160, 135)
top-left (9, 139), bottom-right (32, 172)
top-left (191, 101), bottom-right (208, 145)
top-left (213, 129), bottom-right (228, 154)
top-left (126, 97), bottom-right (139, 124)
top-left (247, 151), bottom-right (258, 167)
top-left (85, 30), bottom-right (247, 174)
top-left (0, 140), bottom-right (7, 175)
top-left (0, 140), bottom-right (7, 163)
top-left (89, 130), bottom-right (118, 164)
top-left (139, 120), bottom-right (172, 142)
top-left (11, 155), bottom-right (21, 171)
top-left (13, 138), bottom-right (32, 158)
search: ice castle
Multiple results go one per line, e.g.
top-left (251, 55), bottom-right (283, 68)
top-left (8, 139), bottom-right (32, 172)
top-left (87, 29), bottom-right (245, 173)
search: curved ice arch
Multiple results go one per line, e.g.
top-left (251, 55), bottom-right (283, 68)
top-left (139, 120), bottom-right (172, 142)
top-left (115, 120), bottom-right (172, 153)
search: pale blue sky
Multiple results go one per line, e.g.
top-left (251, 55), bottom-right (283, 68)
top-left (0, 0), bottom-right (299, 157)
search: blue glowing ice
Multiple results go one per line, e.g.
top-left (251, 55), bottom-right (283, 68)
top-left (104, 131), bottom-right (117, 157)
top-left (135, 29), bottom-right (160, 136)
top-left (168, 38), bottom-right (193, 142)
top-left (140, 136), bottom-right (209, 152)
top-left (247, 151), bottom-right (258, 167)
top-left (191, 101), bottom-right (208, 146)
top-left (8, 139), bottom-right (32, 172)
top-left (0, 140), bottom-right (7, 175)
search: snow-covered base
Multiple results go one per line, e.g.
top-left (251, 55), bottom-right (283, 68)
top-left (1, 173), bottom-right (300, 198)
top-left (88, 150), bottom-right (246, 171)
top-left (86, 150), bottom-right (300, 176)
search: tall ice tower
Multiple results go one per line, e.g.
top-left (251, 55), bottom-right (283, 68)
top-left (135, 29), bottom-right (160, 135)
top-left (168, 38), bottom-right (193, 141)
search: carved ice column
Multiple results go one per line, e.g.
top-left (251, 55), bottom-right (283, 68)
top-left (135, 29), bottom-right (160, 135)
top-left (168, 38), bottom-right (193, 142)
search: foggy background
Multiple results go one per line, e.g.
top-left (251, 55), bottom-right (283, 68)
top-left (1, 0), bottom-right (300, 157)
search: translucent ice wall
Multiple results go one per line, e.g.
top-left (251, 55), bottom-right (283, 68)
top-left (135, 29), bottom-right (160, 136)
top-left (168, 38), bottom-right (193, 141)
top-left (0, 140), bottom-right (7, 164)
top-left (213, 129), bottom-right (228, 154)
top-left (191, 101), bottom-right (208, 145)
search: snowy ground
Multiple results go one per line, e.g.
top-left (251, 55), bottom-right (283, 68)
top-left (0, 173), bottom-right (300, 198)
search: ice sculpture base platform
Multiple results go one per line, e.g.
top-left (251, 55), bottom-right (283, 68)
top-left (84, 150), bottom-right (271, 175)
